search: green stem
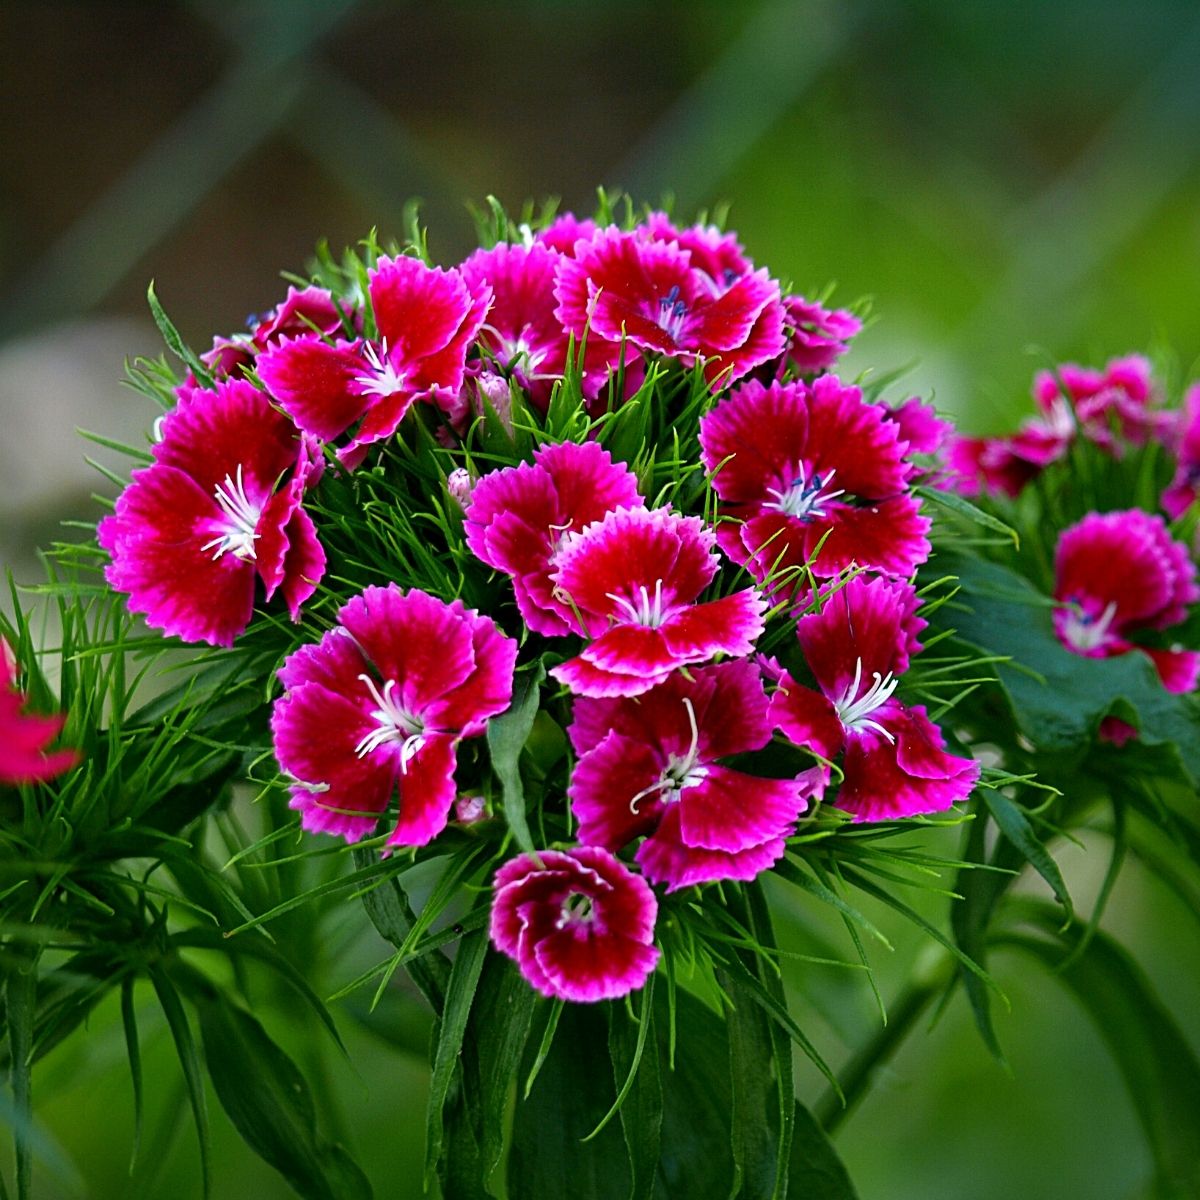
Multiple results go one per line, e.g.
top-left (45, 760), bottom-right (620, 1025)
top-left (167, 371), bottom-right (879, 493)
top-left (7, 960), bottom-right (36, 1200)
top-left (814, 963), bottom-right (945, 1137)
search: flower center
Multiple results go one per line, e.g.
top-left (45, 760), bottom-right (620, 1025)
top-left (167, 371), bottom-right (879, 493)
top-left (766, 464), bottom-right (846, 521)
top-left (606, 578), bottom-right (668, 627)
top-left (1059, 598), bottom-right (1119, 652)
top-left (355, 674), bottom-right (426, 766)
top-left (656, 285), bottom-right (689, 343)
top-left (354, 338), bottom-right (408, 398)
top-left (630, 697), bottom-right (709, 813)
top-left (201, 464), bottom-right (263, 561)
top-left (559, 891), bottom-right (596, 927)
top-left (832, 657), bottom-right (899, 743)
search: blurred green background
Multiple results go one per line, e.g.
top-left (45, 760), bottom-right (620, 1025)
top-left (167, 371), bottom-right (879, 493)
top-left (2, 2), bottom-right (1199, 1197)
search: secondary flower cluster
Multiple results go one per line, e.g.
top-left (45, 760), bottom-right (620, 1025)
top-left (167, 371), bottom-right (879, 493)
top-left (0, 641), bottom-right (78, 785)
top-left (100, 209), bottom-right (984, 1005)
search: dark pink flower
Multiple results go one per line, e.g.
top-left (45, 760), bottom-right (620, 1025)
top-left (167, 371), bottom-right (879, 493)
top-left (490, 846), bottom-right (659, 1002)
top-left (252, 284), bottom-right (351, 349)
top-left (0, 642), bottom-right (79, 785)
top-left (256, 255), bottom-right (491, 465)
top-left (1034, 354), bottom-right (1169, 451)
top-left (459, 242), bottom-right (629, 412)
top-left (1053, 510), bottom-right (1200, 693)
top-left (200, 335), bottom-right (256, 380)
top-left (555, 228), bottom-right (785, 387)
top-left (98, 379), bottom-right (325, 646)
top-left (782, 294), bottom-right (861, 374)
top-left (568, 661), bottom-right (812, 891)
top-left (534, 213), bottom-right (598, 257)
top-left (640, 212), bottom-right (752, 295)
top-left (271, 585), bottom-right (518, 846)
top-left (884, 397), bottom-right (951, 461)
top-left (1162, 384), bottom-right (1200, 518)
top-left (770, 576), bottom-right (979, 822)
top-left (464, 441), bottom-right (643, 636)
top-left (548, 506), bottom-right (767, 697)
top-left (699, 376), bottom-right (930, 589)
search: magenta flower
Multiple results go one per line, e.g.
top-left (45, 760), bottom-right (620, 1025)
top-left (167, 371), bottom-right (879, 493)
top-left (548, 506), bottom-right (767, 697)
top-left (271, 585), bottom-right (518, 846)
top-left (770, 576), bottom-right (979, 822)
top-left (490, 846), bottom-right (659, 1002)
top-left (1162, 383), bottom-right (1200, 518)
top-left (458, 242), bottom-right (628, 412)
top-left (98, 379), bottom-right (325, 647)
top-left (555, 227), bottom-right (785, 387)
top-left (252, 284), bottom-right (350, 349)
top-left (534, 213), bottom-right (597, 256)
top-left (256, 255), bottom-right (490, 465)
top-left (464, 441), bottom-right (643, 637)
top-left (699, 376), bottom-right (931, 588)
top-left (782, 294), bottom-right (862, 374)
top-left (1053, 510), bottom-right (1200, 693)
top-left (568, 661), bottom-right (813, 891)
top-left (0, 642), bottom-right (79, 785)
top-left (640, 212), bottom-right (752, 295)
top-left (884, 397), bottom-right (951, 465)
top-left (1034, 354), bottom-right (1169, 452)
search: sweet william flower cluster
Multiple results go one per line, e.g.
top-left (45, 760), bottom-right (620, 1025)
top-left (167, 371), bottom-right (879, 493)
top-left (100, 208), bottom-right (1000, 1004)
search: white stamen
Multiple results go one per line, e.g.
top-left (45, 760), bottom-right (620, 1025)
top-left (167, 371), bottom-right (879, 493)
top-left (1060, 599), bottom-right (1119, 652)
top-left (630, 697), bottom-right (709, 813)
top-left (354, 674), bottom-right (426, 765)
top-left (766, 464), bottom-right (846, 521)
top-left (200, 464), bottom-right (262, 561)
top-left (606, 578), bottom-right (666, 627)
top-left (832, 656), bottom-right (899, 743)
top-left (353, 338), bottom-right (408, 398)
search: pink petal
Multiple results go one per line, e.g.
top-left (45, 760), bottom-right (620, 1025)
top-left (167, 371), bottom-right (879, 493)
top-left (387, 734), bottom-right (459, 847)
top-left (569, 731), bottom-right (667, 851)
top-left (659, 589), bottom-right (766, 661)
top-left (1141, 646), bottom-right (1200, 694)
top-left (99, 465), bottom-right (256, 647)
top-left (637, 806), bottom-right (785, 891)
top-left (550, 655), bottom-right (673, 698)
top-left (422, 610), bottom-right (518, 736)
top-left (769, 674), bottom-right (844, 761)
top-left (256, 337), bottom-right (370, 443)
top-left (678, 765), bottom-right (808, 852)
top-left (369, 255), bottom-right (472, 362)
top-left (533, 928), bottom-right (659, 1002)
top-left (581, 625), bottom-right (680, 676)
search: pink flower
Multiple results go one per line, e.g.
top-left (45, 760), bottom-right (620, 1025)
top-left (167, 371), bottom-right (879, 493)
top-left (458, 242), bottom-right (629, 412)
top-left (770, 576), bottom-right (979, 822)
top-left (555, 228), bottom-right (785, 387)
top-left (640, 212), bottom-right (752, 295)
top-left (490, 846), bottom-right (659, 1002)
top-left (534, 213), bottom-right (597, 256)
top-left (782, 294), bottom-right (861, 374)
top-left (548, 506), bottom-right (767, 697)
top-left (568, 661), bottom-right (813, 891)
top-left (884, 397), bottom-right (951, 462)
top-left (699, 376), bottom-right (930, 589)
top-left (98, 379), bottom-right (325, 647)
top-left (0, 642), bottom-right (79, 785)
top-left (252, 284), bottom-right (350, 349)
top-left (1162, 383), bottom-right (1200, 518)
top-left (464, 441), bottom-right (644, 637)
top-left (256, 255), bottom-right (491, 465)
top-left (271, 585), bottom-right (518, 846)
top-left (1034, 354), bottom-right (1169, 452)
top-left (1053, 510), bottom-right (1200, 693)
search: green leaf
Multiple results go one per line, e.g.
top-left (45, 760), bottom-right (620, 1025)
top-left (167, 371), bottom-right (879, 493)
top-left (509, 1002), bottom-right (633, 1199)
top-left (915, 485), bottom-right (1019, 546)
top-left (980, 788), bottom-right (1072, 918)
top-left (787, 1103), bottom-right (861, 1200)
top-left (148, 965), bottom-right (210, 1198)
top-left (608, 984), bottom-right (662, 1200)
top-left (195, 993), bottom-right (372, 1200)
top-left (6, 963), bottom-right (35, 1200)
top-left (487, 663), bottom-right (545, 855)
top-left (997, 906), bottom-right (1200, 1198)
top-left (146, 281), bottom-right (213, 387)
top-left (936, 553), bottom-right (1200, 781)
top-left (425, 926), bottom-right (489, 1189)
top-left (120, 978), bottom-right (144, 1173)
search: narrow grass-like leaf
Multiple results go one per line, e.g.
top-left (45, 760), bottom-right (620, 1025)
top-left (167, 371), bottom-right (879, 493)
top-left (120, 978), bottom-right (144, 1174)
top-left (146, 282), bottom-right (212, 387)
top-left (606, 984), bottom-right (661, 1200)
top-left (487, 663), bottom-right (545, 855)
top-left (980, 787), bottom-right (1072, 918)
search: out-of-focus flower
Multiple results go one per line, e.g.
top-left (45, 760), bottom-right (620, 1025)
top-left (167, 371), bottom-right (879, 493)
top-left (0, 642), bottom-right (79, 785)
top-left (781, 294), bottom-right (861, 374)
top-left (271, 585), bottom-right (517, 845)
top-left (568, 661), bottom-right (812, 891)
top-left (490, 846), bottom-right (659, 1002)
top-left (1053, 510), bottom-right (1200, 693)
top-left (1162, 383), bottom-right (1200, 519)
top-left (99, 379), bottom-right (324, 646)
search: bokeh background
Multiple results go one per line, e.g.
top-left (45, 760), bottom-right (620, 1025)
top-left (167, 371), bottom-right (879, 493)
top-left (3, 2), bottom-right (1200, 1197)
